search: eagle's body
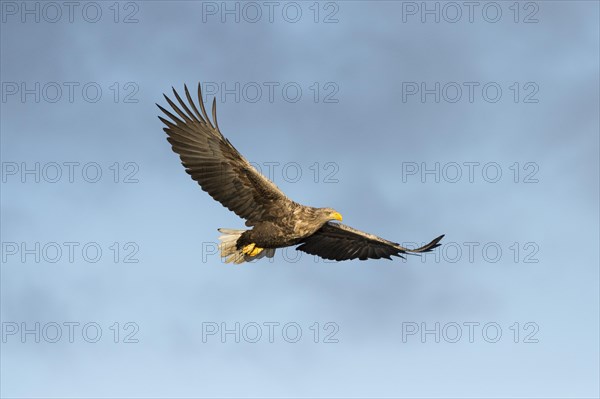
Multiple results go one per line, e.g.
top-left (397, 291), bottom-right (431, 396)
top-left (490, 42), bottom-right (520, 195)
top-left (238, 206), bottom-right (337, 248)
top-left (158, 84), bottom-right (443, 264)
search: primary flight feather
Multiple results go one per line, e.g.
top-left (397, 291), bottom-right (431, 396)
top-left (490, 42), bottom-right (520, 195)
top-left (158, 83), bottom-right (444, 264)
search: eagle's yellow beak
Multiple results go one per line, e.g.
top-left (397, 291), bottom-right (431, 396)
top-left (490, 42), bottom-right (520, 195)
top-left (331, 211), bottom-right (343, 221)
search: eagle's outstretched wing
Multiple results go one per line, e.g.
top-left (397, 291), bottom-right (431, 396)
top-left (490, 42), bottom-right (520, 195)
top-left (157, 84), bottom-right (293, 226)
top-left (297, 222), bottom-right (444, 261)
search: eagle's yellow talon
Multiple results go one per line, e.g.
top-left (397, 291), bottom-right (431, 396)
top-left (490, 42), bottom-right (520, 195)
top-left (242, 243), bottom-right (263, 257)
top-left (242, 243), bottom-right (255, 255)
top-left (249, 247), bottom-right (263, 257)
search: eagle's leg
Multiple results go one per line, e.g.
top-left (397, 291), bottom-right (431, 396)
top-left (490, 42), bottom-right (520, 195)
top-left (242, 243), bottom-right (263, 257)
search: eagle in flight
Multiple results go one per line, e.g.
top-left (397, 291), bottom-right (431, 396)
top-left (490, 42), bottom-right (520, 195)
top-left (158, 84), bottom-right (444, 264)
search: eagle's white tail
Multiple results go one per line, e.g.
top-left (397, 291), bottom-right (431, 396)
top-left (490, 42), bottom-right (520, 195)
top-left (218, 228), bottom-right (276, 264)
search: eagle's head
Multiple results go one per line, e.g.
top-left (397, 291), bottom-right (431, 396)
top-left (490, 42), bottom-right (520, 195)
top-left (320, 207), bottom-right (343, 222)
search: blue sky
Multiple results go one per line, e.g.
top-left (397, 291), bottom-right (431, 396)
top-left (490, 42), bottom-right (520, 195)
top-left (1, 1), bottom-right (599, 397)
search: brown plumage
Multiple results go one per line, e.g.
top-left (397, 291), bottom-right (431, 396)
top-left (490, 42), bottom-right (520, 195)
top-left (158, 83), bottom-right (443, 264)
